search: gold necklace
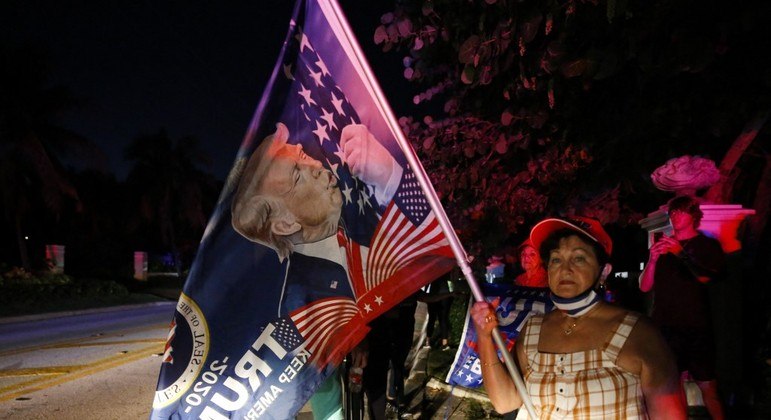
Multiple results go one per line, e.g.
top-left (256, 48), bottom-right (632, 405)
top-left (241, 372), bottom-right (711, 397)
top-left (562, 304), bottom-right (601, 336)
top-left (563, 318), bottom-right (579, 335)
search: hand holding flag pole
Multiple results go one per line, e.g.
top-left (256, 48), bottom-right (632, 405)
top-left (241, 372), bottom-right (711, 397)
top-left (322, 0), bottom-right (537, 417)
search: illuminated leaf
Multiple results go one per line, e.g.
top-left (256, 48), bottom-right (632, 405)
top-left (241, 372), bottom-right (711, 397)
top-left (424, 25), bottom-right (437, 43)
top-left (374, 26), bottom-right (388, 45)
top-left (386, 24), bottom-right (399, 42)
top-left (495, 135), bottom-right (508, 154)
top-left (458, 35), bottom-right (481, 64)
top-left (501, 109), bottom-right (514, 126)
top-left (396, 18), bottom-right (413, 37)
top-left (461, 63), bottom-right (476, 84)
top-left (480, 65), bottom-right (492, 84)
top-left (464, 145), bottom-right (475, 158)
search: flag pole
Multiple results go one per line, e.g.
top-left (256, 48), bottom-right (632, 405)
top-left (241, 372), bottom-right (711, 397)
top-left (323, 0), bottom-right (537, 417)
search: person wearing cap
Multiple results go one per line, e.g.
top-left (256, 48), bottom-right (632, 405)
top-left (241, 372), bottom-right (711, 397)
top-left (471, 216), bottom-right (685, 419)
top-left (513, 239), bottom-right (548, 288)
top-left (639, 195), bottom-right (726, 420)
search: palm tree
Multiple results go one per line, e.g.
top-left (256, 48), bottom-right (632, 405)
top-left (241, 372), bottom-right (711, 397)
top-left (124, 129), bottom-right (216, 277)
top-left (0, 44), bottom-right (104, 270)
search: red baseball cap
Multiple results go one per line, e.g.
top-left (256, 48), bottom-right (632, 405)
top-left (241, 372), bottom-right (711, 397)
top-left (517, 239), bottom-right (535, 253)
top-left (530, 216), bottom-right (613, 257)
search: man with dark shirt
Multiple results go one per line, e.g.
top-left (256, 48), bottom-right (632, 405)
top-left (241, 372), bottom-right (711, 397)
top-left (640, 195), bottom-right (726, 420)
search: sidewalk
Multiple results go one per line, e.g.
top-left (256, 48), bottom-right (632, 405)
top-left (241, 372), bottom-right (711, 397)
top-left (400, 302), bottom-right (498, 419)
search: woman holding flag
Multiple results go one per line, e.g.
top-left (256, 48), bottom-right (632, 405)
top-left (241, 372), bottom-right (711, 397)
top-left (471, 216), bottom-right (686, 419)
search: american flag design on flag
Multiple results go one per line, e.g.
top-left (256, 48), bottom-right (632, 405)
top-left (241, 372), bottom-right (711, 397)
top-left (151, 1), bottom-right (455, 418)
top-left (271, 317), bottom-right (305, 350)
top-left (366, 178), bottom-right (449, 289)
top-left (162, 318), bottom-right (176, 364)
top-left (273, 14), bottom-right (393, 247)
top-left (270, 0), bottom-right (453, 348)
top-left (289, 297), bottom-right (359, 363)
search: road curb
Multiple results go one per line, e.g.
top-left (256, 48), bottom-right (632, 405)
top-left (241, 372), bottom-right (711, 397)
top-left (0, 301), bottom-right (175, 325)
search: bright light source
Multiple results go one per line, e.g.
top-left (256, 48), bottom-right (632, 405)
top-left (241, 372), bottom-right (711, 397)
top-left (24, 236), bottom-right (29, 240)
top-left (639, 262), bottom-right (644, 270)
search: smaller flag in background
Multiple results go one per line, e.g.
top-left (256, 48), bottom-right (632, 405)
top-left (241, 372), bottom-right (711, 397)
top-left (446, 284), bottom-right (554, 388)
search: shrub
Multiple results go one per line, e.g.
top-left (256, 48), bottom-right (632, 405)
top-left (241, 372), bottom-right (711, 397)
top-left (1, 267), bottom-right (74, 286)
top-left (0, 275), bottom-right (129, 315)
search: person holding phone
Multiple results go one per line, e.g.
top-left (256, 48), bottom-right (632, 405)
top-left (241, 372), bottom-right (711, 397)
top-left (639, 195), bottom-right (726, 419)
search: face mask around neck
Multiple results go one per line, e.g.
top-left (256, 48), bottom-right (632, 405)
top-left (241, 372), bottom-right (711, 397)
top-left (550, 288), bottom-right (601, 318)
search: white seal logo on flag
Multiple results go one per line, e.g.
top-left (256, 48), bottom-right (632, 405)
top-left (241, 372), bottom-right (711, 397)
top-left (153, 293), bottom-right (210, 408)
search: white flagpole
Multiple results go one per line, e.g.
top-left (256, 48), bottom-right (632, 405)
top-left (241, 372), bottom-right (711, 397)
top-left (322, 0), bottom-right (537, 417)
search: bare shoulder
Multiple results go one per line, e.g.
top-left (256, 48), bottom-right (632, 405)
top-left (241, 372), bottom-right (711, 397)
top-left (627, 313), bottom-right (665, 348)
top-left (617, 312), bottom-right (669, 373)
top-left (601, 303), bottom-right (629, 322)
top-left (594, 303), bottom-right (630, 330)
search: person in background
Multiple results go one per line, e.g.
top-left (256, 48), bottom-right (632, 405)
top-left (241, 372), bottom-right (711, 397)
top-left (513, 239), bottom-right (548, 288)
top-left (310, 345), bottom-right (367, 420)
top-left (473, 216), bottom-right (685, 419)
top-left (639, 195), bottom-right (726, 419)
top-left (485, 255), bottom-right (506, 283)
top-left (363, 294), bottom-right (419, 420)
top-left (425, 270), bottom-right (457, 350)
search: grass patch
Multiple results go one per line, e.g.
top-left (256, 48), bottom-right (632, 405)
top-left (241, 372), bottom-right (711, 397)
top-left (463, 399), bottom-right (504, 419)
top-left (426, 294), bottom-right (471, 379)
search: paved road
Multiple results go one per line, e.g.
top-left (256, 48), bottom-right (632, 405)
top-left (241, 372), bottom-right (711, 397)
top-left (0, 303), bottom-right (176, 419)
top-left (0, 302), bottom-right (491, 420)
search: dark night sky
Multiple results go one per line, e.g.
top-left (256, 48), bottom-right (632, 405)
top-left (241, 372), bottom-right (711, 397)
top-left (1, 0), bottom-right (411, 180)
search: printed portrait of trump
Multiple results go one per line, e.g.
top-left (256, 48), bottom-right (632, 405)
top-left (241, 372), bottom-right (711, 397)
top-left (231, 122), bottom-right (401, 261)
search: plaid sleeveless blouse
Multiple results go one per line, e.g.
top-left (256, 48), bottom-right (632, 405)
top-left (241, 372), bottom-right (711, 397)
top-left (515, 312), bottom-right (647, 419)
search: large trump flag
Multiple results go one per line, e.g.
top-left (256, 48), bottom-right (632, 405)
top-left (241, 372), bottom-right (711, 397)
top-left (151, 0), bottom-right (455, 418)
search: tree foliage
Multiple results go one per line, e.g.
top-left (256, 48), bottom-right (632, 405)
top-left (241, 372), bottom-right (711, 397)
top-left (374, 0), bottom-right (771, 255)
top-left (0, 44), bottom-right (223, 275)
top-left (0, 44), bottom-right (106, 269)
top-left (124, 130), bottom-right (219, 275)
